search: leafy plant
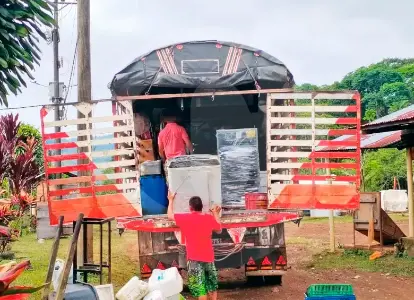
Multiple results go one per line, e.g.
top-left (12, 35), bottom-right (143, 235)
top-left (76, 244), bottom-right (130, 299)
top-left (0, 260), bottom-right (45, 299)
top-left (17, 123), bottom-right (43, 172)
top-left (0, 144), bottom-right (11, 182)
top-left (362, 149), bottom-right (406, 192)
top-left (0, 0), bottom-right (55, 107)
top-left (0, 114), bottom-right (40, 215)
top-left (8, 154), bottom-right (39, 213)
top-left (0, 225), bottom-right (11, 253)
top-left (0, 114), bottom-right (20, 145)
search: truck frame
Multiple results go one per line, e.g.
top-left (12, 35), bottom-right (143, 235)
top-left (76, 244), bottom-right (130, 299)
top-left (40, 89), bottom-right (361, 283)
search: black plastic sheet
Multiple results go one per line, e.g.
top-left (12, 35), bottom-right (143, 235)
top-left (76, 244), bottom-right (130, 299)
top-left (217, 129), bottom-right (260, 207)
top-left (110, 40), bottom-right (294, 96)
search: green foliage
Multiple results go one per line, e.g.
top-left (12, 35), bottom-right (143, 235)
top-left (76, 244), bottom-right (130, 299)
top-left (0, 0), bottom-right (54, 106)
top-left (362, 149), bottom-right (406, 192)
top-left (17, 123), bottom-right (43, 172)
top-left (340, 67), bottom-right (404, 96)
top-left (17, 123), bottom-right (41, 139)
top-left (363, 109), bottom-right (377, 122)
top-left (8, 214), bottom-right (35, 237)
top-left (334, 59), bottom-right (414, 120)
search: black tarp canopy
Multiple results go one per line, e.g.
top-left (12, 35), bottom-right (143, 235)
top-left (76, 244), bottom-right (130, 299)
top-left (110, 40), bottom-right (294, 96)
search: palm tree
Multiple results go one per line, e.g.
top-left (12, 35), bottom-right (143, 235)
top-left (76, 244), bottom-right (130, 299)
top-left (0, 0), bottom-right (54, 106)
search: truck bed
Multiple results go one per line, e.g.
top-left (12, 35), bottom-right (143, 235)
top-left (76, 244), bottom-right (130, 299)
top-left (120, 210), bottom-right (301, 232)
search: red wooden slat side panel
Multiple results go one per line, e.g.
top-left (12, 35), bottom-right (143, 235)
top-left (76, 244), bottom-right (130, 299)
top-left (40, 101), bottom-right (141, 225)
top-left (267, 91), bottom-right (361, 210)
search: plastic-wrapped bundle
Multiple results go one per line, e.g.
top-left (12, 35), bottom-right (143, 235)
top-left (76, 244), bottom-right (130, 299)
top-left (217, 129), bottom-right (260, 207)
top-left (166, 155), bottom-right (222, 213)
top-left (167, 155), bottom-right (220, 168)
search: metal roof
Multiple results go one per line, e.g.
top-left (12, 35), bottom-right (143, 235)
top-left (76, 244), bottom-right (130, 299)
top-left (317, 130), bottom-right (402, 151)
top-left (362, 104), bottom-right (414, 133)
top-left (319, 103), bottom-right (414, 151)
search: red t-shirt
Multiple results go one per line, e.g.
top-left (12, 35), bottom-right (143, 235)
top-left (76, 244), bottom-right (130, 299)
top-left (175, 212), bottom-right (221, 262)
top-left (158, 123), bottom-right (190, 160)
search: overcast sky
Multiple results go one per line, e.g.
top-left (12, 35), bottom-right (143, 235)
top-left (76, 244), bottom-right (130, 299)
top-left (2, 0), bottom-right (414, 128)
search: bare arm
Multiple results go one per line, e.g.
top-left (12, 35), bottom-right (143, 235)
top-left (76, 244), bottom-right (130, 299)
top-left (182, 129), bottom-right (193, 154)
top-left (159, 148), bottom-right (166, 161)
top-left (167, 192), bottom-right (175, 221)
top-left (158, 134), bottom-right (166, 161)
top-left (211, 206), bottom-right (222, 234)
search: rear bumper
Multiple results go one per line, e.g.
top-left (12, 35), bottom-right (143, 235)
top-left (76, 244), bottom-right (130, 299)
top-left (245, 270), bottom-right (286, 276)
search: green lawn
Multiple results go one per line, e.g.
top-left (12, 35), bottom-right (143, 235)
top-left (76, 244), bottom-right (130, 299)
top-left (5, 229), bottom-right (139, 299)
top-left (308, 249), bottom-right (414, 277)
top-left (300, 213), bottom-right (408, 224)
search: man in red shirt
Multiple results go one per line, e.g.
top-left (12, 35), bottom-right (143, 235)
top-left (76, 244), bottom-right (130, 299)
top-left (167, 192), bottom-right (221, 300)
top-left (158, 111), bottom-right (193, 161)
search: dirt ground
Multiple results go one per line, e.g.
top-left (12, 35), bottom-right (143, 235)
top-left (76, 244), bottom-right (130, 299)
top-left (184, 219), bottom-right (414, 300)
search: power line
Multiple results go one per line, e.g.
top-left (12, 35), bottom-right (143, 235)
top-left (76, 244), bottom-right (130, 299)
top-left (0, 97), bottom-right (112, 112)
top-left (62, 37), bottom-right (78, 120)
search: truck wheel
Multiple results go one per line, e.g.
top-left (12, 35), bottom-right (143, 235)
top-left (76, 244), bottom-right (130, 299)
top-left (264, 275), bottom-right (282, 285)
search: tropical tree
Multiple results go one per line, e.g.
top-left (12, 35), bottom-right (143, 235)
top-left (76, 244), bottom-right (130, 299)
top-left (0, 0), bottom-right (54, 106)
top-left (379, 82), bottom-right (412, 110)
top-left (362, 149), bottom-right (406, 192)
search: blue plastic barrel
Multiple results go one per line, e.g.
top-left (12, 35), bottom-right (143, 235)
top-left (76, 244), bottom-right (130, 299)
top-left (140, 175), bottom-right (168, 216)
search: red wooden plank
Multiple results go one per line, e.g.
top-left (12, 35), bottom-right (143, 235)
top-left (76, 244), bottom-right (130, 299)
top-left (345, 105), bottom-right (358, 112)
top-left (46, 153), bottom-right (88, 162)
top-left (326, 129), bottom-right (356, 136)
top-left (334, 117), bottom-right (357, 125)
top-left (47, 164), bottom-right (92, 174)
top-left (310, 152), bottom-right (358, 159)
top-left (44, 142), bottom-right (78, 151)
top-left (43, 132), bottom-right (70, 140)
top-left (299, 162), bottom-right (358, 169)
top-left (317, 140), bottom-right (356, 147)
top-left (289, 175), bottom-right (357, 182)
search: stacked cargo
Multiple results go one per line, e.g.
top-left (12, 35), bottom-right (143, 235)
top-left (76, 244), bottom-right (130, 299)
top-left (216, 128), bottom-right (260, 207)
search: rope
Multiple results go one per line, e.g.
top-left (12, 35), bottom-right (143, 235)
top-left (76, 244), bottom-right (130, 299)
top-left (177, 242), bottom-right (246, 262)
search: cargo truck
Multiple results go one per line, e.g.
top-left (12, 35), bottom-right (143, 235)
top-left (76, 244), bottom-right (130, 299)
top-left (40, 40), bottom-right (361, 284)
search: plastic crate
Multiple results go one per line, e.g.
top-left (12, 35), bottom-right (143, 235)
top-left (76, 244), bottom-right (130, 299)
top-left (306, 284), bottom-right (354, 297)
top-left (305, 296), bottom-right (356, 300)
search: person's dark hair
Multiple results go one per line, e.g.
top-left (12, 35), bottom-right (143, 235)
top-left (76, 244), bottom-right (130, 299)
top-left (189, 196), bottom-right (203, 212)
top-left (161, 109), bottom-right (178, 122)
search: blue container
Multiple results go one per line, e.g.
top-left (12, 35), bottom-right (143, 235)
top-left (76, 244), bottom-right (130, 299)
top-left (305, 296), bottom-right (356, 300)
top-left (140, 175), bottom-right (168, 216)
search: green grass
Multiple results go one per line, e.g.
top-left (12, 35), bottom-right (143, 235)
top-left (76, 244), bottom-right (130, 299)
top-left (301, 215), bottom-right (354, 224)
top-left (4, 228), bottom-right (139, 299)
top-left (301, 213), bottom-right (408, 224)
top-left (308, 249), bottom-right (414, 277)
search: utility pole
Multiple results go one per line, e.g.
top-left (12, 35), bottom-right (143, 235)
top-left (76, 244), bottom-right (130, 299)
top-left (52, 0), bottom-right (62, 171)
top-left (77, 0), bottom-right (94, 263)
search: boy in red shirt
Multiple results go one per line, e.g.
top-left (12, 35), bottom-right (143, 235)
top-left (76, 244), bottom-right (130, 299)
top-left (167, 192), bottom-right (221, 300)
